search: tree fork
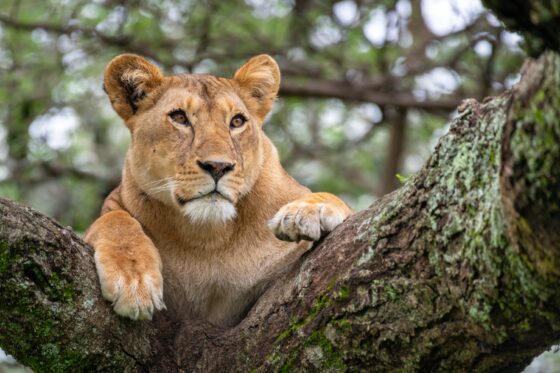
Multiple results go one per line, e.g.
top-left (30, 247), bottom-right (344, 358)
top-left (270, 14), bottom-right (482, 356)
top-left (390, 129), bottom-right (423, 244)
top-left (0, 50), bottom-right (559, 371)
top-left (1, 2), bottom-right (560, 371)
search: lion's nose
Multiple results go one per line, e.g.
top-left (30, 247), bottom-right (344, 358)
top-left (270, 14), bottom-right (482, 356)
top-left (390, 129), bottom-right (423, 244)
top-left (197, 160), bottom-right (235, 182)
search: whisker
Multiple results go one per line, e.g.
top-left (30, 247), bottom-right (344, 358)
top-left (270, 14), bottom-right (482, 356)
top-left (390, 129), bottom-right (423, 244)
top-left (141, 177), bottom-right (175, 188)
top-left (141, 178), bottom-right (177, 195)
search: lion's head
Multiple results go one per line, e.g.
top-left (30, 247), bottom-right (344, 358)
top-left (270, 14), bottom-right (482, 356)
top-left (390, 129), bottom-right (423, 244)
top-left (104, 54), bottom-right (280, 225)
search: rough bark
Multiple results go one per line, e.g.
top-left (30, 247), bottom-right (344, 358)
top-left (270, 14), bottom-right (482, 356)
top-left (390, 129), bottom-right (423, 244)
top-left (2, 3), bottom-right (560, 371)
top-left (0, 201), bottom-right (163, 371)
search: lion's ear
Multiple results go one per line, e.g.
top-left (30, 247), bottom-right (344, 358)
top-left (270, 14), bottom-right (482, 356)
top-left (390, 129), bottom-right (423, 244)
top-left (104, 54), bottom-right (163, 121)
top-left (233, 55), bottom-right (280, 121)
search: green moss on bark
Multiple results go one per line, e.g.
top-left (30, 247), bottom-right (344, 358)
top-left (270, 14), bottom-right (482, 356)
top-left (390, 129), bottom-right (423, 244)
top-left (0, 233), bottom-right (136, 372)
top-left (0, 240), bottom-right (90, 372)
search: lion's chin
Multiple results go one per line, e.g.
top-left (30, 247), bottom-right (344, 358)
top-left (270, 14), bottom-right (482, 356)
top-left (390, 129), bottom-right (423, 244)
top-left (181, 195), bottom-right (237, 225)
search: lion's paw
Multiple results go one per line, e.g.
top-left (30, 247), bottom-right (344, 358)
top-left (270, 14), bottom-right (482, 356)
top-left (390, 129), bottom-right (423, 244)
top-left (94, 245), bottom-right (165, 320)
top-left (268, 200), bottom-right (348, 242)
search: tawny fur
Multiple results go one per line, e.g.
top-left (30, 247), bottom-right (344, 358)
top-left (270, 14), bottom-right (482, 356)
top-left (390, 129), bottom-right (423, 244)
top-left (84, 54), bottom-right (353, 327)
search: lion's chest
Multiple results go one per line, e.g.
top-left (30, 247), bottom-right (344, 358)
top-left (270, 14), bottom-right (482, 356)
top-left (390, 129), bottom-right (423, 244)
top-left (153, 232), bottom-right (303, 327)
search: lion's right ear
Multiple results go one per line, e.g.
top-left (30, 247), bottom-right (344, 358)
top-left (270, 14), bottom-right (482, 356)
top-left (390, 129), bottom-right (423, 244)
top-left (104, 54), bottom-right (163, 121)
top-left (233, 55), bottom-right (280, 122)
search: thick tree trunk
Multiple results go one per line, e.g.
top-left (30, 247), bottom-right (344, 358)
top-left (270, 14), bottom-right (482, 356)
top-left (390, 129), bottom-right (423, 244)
top-left (2, 4), bottom-right (560, 371)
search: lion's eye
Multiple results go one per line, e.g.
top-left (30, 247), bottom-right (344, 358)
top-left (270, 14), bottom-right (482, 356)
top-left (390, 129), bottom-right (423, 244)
top-left (230, 114), bottom-right (247, 129)
top-left (169, 109), bottom-right (190, 126)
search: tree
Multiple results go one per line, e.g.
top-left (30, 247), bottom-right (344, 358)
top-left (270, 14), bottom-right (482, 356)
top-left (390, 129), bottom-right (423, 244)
top-left (1, 1), bottom-right (559, 372)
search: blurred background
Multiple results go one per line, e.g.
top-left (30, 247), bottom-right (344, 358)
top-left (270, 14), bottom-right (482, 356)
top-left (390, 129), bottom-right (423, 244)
top-left (1, 1), bottom-right (559, 371)
top-left (0, 0), bottom-right (526, 233)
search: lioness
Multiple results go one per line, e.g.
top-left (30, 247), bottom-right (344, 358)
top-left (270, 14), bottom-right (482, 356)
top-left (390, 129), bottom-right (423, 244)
top-left (84, 54), bottom-right (353, 327)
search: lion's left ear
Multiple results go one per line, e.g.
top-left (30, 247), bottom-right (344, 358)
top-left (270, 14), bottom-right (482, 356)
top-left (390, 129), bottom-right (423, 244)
top-left (233, 54), bottom-right (280, 122)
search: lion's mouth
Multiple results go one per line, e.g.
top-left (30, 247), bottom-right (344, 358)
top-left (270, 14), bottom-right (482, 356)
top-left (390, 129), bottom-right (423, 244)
top-left (175, 191), bottom-right (232, 206)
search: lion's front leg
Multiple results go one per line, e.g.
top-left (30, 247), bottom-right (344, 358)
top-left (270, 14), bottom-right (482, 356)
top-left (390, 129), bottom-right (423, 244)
top-left (84, 210), bottom-right (165, 320)
top-left (268, 192), bottom-right (353, 242)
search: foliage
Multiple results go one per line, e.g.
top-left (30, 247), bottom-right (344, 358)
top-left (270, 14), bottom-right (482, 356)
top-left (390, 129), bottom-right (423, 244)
top-left (0, 0), bottom-right (525, 231)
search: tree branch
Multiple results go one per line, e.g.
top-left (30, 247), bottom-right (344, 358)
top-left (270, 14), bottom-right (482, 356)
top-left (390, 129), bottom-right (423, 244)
top-left (280, 78), bottom-right (461, 111)
top-left (0, 15), bottom-right (166, 62)
top-left (0, 198), bottom-right (161, 371)
top-left (381, 107), bottom-right (407, 194)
